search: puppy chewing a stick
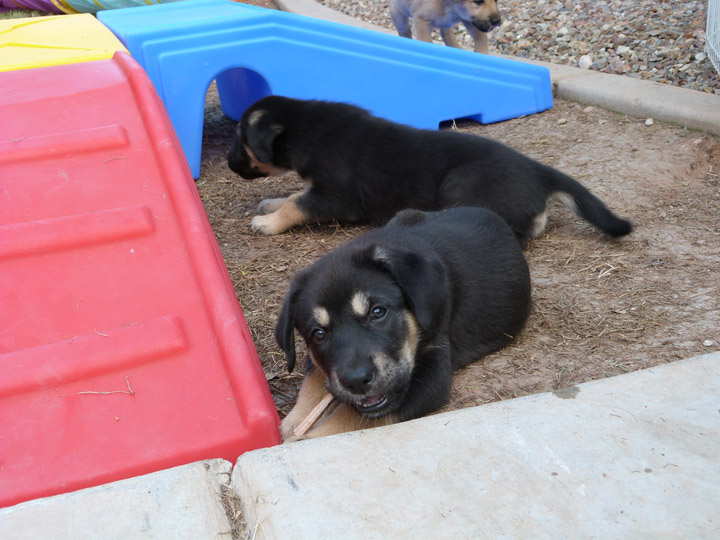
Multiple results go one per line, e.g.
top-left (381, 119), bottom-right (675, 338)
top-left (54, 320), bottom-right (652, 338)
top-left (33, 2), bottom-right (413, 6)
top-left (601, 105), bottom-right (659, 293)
top-left (276, 207), bottom-right (531, 441)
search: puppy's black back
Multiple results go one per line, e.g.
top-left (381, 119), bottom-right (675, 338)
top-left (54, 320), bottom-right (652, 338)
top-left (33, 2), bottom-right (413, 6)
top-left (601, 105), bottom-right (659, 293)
top-left (233, 96), bottom-right (632, 245)
top-left (284, 99), bottom-right (448, 220)
top-left (381, 208), bottom-right (531, 369)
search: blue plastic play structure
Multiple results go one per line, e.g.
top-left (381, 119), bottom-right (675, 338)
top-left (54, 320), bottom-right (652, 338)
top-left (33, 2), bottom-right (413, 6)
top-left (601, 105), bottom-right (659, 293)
top-left (99, 0), bottom-right (553, 178)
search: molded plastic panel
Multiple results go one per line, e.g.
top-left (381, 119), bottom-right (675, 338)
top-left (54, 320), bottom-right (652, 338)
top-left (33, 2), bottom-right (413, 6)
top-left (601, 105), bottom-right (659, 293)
top-left (0, 13), bottom-right (128, 72)
top-left (0, 52), bottom-right (281, 508)
top-left (98, 0), bottom-right (553, 177)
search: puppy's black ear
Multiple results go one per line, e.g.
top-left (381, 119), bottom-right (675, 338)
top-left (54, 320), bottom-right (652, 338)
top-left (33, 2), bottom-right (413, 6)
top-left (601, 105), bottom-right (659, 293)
top-left (245, 113), bottom-right (284, 164)
top-left (274, 273), bottom-right (306, 373)
top-left (365, 245), bottom-right (448, 332)
top-left (386, 209), bottom-right (430, 228)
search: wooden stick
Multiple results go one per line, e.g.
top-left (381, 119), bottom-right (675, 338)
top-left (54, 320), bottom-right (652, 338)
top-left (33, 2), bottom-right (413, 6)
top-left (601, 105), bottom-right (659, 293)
top-left (292, 393), bottom-right (335, 438)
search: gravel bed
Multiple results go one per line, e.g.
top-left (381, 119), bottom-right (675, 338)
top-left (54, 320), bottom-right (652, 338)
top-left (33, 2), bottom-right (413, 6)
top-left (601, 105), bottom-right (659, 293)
top-left (319, 0), bottom-right (719, 94)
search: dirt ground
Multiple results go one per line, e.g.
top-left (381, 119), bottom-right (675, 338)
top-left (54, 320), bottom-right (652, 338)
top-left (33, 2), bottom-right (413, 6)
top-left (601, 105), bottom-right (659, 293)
top-left (198, 86), bottom-right (720, 422)
top-left (197, 3), bottom-right (717, 538)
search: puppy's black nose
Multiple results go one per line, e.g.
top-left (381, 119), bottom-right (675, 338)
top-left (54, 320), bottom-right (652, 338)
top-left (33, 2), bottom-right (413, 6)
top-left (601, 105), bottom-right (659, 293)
top-left (490, 15), bottom-right (501, 26)
top-left (340, 364), bottom-right (375, 395)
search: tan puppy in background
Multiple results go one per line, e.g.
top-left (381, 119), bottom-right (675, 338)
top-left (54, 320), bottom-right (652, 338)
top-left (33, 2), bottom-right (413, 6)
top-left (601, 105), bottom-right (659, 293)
top-left (388, 0), bottom-right (501, 54)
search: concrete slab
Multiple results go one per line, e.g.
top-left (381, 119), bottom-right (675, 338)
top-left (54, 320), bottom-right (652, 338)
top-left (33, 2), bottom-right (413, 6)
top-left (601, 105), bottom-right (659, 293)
top-left (278, 0), bottom-right (720, 137)
top-left (232, 352), bottom-right (720, 540)
top-left (1, 459), bottom-right (233, 540)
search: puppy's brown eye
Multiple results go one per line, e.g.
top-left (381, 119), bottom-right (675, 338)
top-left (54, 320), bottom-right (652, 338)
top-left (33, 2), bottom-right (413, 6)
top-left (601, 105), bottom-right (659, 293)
top-left (311, 328), bottom-right (326, 343)
top-left (370, 306), bottom-right (387, 321)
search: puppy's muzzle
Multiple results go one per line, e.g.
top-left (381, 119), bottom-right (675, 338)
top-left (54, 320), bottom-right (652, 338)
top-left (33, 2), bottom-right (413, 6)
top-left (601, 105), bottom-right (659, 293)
top-left (473, 14), bottom-right (501, 32)
top-left (227, 144), bottom-right (263, 179)
top-left (337, 362), bottom-right (391, 414)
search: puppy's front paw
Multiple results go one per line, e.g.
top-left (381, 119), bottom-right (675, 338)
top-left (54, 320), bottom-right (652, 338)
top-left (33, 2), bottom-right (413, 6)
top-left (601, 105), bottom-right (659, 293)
top-left (250, 213), bottom-right (286, 235)
top-left (280, 414), bottom-right (308, 443)
top-left (257, 197), bottom-right (286, 215)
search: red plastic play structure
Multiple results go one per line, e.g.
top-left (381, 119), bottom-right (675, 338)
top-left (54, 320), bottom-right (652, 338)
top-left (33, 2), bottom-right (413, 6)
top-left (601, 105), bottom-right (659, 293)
top-left (0, 51), bottom-right (281, 508)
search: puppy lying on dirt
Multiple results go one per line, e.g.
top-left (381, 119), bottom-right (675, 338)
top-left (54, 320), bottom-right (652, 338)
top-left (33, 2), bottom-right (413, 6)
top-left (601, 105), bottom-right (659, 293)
top-left (275, 206), bottom-right (531, 441)
top-left (227, 96), bottom-right (632, 248)
top-left (387, 0), bottom-right (502, 54)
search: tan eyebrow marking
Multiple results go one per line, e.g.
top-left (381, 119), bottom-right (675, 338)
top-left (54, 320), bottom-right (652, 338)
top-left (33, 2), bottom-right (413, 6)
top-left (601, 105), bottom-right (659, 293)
top-left (313, 306), bottom-right (330, 327)
top-left (350, 291), bottom-right (370, 317)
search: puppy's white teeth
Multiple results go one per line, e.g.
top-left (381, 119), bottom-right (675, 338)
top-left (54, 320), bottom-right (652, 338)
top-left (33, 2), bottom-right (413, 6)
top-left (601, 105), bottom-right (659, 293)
top-left (357, 395), bottom-right (387, 409)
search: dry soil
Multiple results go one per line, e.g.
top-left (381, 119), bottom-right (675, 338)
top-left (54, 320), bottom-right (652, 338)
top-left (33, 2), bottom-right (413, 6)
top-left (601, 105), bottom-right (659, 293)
top-left (198, 89), bottom-right (720, 420)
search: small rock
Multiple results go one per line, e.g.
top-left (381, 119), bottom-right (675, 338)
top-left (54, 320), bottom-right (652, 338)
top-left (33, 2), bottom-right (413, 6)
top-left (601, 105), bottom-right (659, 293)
top-left (578, 55), bottom-right (593, 69)
top-left (583, 106), bottom-right (594, 113)
top-left (569, 40), bottom-right (590, 54)
top-left (645, 118), bottom-right (654, 126)
top-left (703, 340), bottom-right (714, 347)
top-left (617, 45), bottom-right (632, 56)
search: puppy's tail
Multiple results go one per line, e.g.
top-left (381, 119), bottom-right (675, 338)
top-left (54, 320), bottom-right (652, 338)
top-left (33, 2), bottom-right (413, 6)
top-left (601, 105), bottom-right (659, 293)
top-left (542, 166), bottom-right (633, 237)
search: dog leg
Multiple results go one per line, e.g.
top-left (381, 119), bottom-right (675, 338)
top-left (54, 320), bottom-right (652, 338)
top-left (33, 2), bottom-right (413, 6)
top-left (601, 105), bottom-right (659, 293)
top-left (413, 18), bottom-right (434, 43)
top-left (251, 191), bottom-right (309, 235)
top-left (388, 3), bottom-right (413, 38)
top-left (462, 21), bottom-right (490, 54)
top-left (440, 27), bottom-right (463, 49)
top-left (280, 367), bottom-right (330, 441)
top-left (257, 197), bottom-right (287, 215)
top-left (437, 164), bottom-right (531, 247)
top-left (529, 210), bottom-right (548, 239)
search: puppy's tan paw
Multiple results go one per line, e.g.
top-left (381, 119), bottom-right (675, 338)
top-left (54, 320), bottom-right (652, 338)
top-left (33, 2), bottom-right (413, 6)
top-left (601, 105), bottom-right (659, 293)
top-left (250, 213), bottom-right (287, 235)
top-left (251, 195), bottom-right (308, 235)
top-left (257, 197), bottom-right (286, 215)
top-left (280, 416), bottom-right (302, 442)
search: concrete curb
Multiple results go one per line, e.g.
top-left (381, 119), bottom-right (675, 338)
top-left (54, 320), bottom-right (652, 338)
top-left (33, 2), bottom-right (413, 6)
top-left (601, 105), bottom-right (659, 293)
top-left (277, 0), bottom-right (720, 136)
top-left (1, 459), bottom-right (234, 540)
top-left (232, 352), bottom-right (720, 539)
top-left (4, 354), bottom-right (718, 539)
top-left (527, 59), bottom-right (720, 135)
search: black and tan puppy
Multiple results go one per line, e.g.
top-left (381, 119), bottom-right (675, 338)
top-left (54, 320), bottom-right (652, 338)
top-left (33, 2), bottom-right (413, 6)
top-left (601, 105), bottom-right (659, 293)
top-left (227, 96), bottom-right (632, 247)
top-left (388, 0), bottom-right (502, 54)
top-left (276, 206), bottom-right (531, 441)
